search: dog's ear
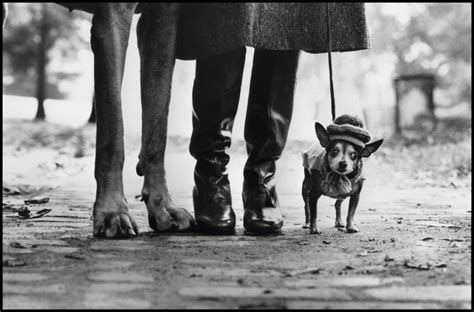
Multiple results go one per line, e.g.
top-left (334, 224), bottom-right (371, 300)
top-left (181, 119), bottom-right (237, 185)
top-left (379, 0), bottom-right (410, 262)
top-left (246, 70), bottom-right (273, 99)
top-left (361, 139), bottom-right (383, 157)
top-left (315, 122), bottom-right (329, 148)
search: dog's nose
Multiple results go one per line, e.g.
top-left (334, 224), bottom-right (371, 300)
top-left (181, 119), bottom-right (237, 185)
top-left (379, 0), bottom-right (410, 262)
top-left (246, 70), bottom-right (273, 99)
top-left (338, 162), bottom-right (347, 170)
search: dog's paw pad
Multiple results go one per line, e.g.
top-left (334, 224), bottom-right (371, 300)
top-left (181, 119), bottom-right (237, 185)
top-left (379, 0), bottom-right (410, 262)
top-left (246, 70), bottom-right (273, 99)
top-left (167, 207), bottom-right (196, 231)
top-left (346, 226), bottom-right (359, 233)
top-left (335, 222), bottom-right (345, 228)
top-left (93, 212), bottom-right (139, 239)
top-left (310, 228), bottom-right (322, 234)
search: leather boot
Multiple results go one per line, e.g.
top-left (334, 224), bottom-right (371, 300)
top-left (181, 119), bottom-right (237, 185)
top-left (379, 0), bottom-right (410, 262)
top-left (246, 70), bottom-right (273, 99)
top-left (190, 47), bottom-right (246, 234)
top-left (243, 160), bottom-right (283, 234)
top-left (193, 154), bottom-right (235, 233)
top-left (242, 49), bottom-right (300, 234)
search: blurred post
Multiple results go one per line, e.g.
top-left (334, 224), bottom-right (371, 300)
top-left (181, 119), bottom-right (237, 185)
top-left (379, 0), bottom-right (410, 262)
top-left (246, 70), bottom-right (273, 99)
top-left (34, 3), bottom-right (48, 121)
top-left (394, 80), bottom-right (401, 134)
top-left (393, 74), bottom-right (437, 134)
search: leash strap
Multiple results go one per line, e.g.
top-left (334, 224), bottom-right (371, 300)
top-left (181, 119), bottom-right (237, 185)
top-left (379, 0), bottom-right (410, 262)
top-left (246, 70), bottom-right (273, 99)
top-left (326, 2), bottom-right (336, 121)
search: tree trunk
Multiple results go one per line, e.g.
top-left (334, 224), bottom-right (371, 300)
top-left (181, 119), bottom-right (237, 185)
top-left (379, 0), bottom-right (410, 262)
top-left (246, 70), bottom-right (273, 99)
top-left (88, 92), bottom-right (96, 123)
top-left (35, 3), bottom-right (48, 121)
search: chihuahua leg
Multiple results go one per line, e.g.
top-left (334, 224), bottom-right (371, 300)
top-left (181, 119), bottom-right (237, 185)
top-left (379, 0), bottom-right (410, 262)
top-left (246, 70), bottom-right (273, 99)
top-left (136, 3), bottom-right (195, 232)
top-left (346, 181), bottom-right (364, 233)
top-left (308, 171), bottom-right (322, 234)
top-left (308, 192), bottom-right (321, 234)
top-left (335, 199), bottom-right (345, 228)
top-left (91, 3), bottom-right (139, 238)
top-left (302, 168), bottom-right (311, 228)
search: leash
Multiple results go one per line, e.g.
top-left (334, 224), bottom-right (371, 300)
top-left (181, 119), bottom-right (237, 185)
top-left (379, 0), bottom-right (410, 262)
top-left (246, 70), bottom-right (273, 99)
top-left (326, 2), bottom-right (336, 122)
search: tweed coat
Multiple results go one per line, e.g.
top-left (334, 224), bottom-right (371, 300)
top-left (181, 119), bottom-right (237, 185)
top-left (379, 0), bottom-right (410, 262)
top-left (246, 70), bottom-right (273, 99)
top-left (176, 2), bottom-right (369, 60)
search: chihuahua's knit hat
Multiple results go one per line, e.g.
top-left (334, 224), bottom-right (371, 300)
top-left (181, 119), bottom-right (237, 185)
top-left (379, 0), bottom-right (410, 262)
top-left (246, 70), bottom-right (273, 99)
top-left (327, 115), bottom-right (371, 148)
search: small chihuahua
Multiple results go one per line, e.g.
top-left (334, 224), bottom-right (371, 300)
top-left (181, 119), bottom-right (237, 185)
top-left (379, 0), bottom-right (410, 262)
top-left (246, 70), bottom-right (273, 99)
top-left (301, 115), bottom-right (383, 234)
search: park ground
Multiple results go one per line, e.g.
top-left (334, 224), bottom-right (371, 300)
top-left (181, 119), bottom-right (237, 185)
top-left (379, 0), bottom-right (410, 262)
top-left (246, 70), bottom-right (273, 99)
top-left (2, 118), bottom-right (472, 309)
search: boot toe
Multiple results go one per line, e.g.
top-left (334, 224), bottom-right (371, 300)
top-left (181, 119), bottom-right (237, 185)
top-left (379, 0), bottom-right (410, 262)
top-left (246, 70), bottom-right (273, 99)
top-left (197, 218), bottom-right (236, 234)
top-left (243, 208), bottom-right (283, 234)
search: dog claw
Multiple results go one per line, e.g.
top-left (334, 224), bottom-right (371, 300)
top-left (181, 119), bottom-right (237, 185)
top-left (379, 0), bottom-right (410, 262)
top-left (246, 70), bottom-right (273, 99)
top-left (93, 211), bottom-right (138, 239)
top-left (335, 222), bottom-right (345, 228)
top-left (310, 227), bottom-right (322, 234)
top-left (147, 203), bottom-right (195, 232)
top-left (346, 225), bottom-right (359, 233)
top-left (167, 207), bottom-right (196, 231)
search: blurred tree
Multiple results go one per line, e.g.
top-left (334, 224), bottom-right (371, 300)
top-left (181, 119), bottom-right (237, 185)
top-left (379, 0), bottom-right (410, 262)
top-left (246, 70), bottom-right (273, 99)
top-left (2, 3), bottom-right (89, 120)
top-left (369, 3), bottom-right (471, 107)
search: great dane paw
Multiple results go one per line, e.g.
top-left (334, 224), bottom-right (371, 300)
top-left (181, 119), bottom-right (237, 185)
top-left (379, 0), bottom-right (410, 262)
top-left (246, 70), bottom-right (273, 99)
top-left (335, 221), bottom-right (345, 228)
top-left (93, 211), bottom-right (139, 239)
top-left (302, 223), bottom-right (310, 229)
top-left (346, 225), bottom-right (359, 233)
top-left (148, 206), bottom-right (196, 232)
top-left (310, 227), bottom-right (322, 234)
top-left (145, 192), bottom-right (196, 232)
top-left (167, 207), bottom-right (196, 231)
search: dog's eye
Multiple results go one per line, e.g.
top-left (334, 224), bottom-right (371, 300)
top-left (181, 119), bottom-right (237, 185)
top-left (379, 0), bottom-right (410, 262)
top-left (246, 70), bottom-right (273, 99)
top-left (350, 153), bottom-right (359, 161)
top-left (330, 149), bottom-right (339, 157)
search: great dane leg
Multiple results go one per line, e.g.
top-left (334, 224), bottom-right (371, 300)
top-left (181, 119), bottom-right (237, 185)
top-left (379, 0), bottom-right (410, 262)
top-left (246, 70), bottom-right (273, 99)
top-left (136, 3), bottom-right (195, 231)
top-left (91, 3), bottom-right (138, 238)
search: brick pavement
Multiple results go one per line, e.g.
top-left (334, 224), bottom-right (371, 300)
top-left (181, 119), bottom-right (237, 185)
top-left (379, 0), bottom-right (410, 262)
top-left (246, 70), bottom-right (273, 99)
top-left (2, 147), bottom-right (472, 309)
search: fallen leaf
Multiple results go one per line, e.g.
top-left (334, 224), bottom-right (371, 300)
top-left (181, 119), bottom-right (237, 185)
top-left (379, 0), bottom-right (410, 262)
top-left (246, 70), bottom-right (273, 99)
top-left (18, 207), bottom-right (31, 219)
top-left (3, 186), bottom-right (24, 195)
top-left (422, 237), bottom-right (434, 241)
top-left (3, 259), bottom-right (26, 267)
top-left (24, 197), bottom-right (50, 205)
top-left (296, 241), bottom-right (310, 246)
top-left (17, 207), bottom-right (52, 219)
top-left (404, 260), bottom-right (431, 270)
top-left (30, 208), bottom-right (52, 219)
top-left (9, 242), bottom-right (27, 249)
top-left (441, 238), bottom-right (464, 242)
top-left (285, 267), bottom-right (321, 277)
top-left (322, 240), bottom-right (331, 245)
top-left (343, 265), bottom-right (354, 270)
top-left (447, 225), bottom-right (462, 229)
top-left (65, 253), bottom-right (86, 260)
top-left (384, 255), bottom-right (395, 262)
top-left (367, 249), bottom-right (382, 253)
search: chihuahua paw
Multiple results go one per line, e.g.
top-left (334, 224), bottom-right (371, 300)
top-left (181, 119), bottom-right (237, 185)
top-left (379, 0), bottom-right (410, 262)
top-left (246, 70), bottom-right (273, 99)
top-left (335, 221), bottom-right (345, 228)
top-left (346, 225), bottom-right (359, 233)
top-left (310, 227), bottom-right (322, 234)
top-left (302, 222), bottom-right (310, 229)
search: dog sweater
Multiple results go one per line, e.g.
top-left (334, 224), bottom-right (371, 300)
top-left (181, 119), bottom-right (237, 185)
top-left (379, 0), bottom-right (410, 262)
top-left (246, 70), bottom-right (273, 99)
top-left (302, 142), bottom-right (364, 199)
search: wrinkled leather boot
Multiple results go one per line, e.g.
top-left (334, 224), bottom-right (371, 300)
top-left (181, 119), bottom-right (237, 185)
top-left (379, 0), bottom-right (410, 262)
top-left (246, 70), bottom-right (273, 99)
top-left (190, 47), bottom-right (246, 234)
top-left (193, 155), bottom-right (235, 233)
top-left (242, 49), bottom-right (300, 234)
top-left (243, 160), bottom-right (283, 234)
